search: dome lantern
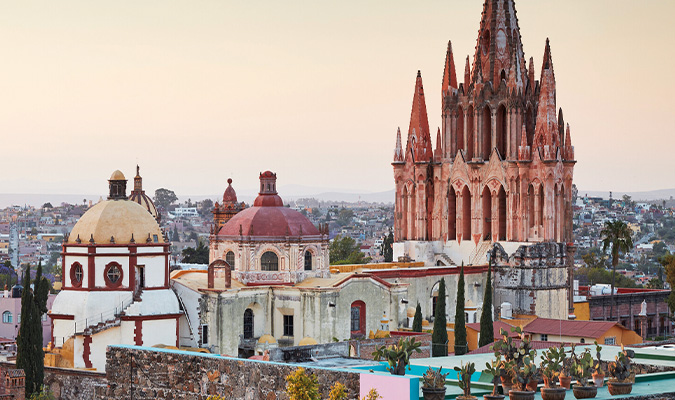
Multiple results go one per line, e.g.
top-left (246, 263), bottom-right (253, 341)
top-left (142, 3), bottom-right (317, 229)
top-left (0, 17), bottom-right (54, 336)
top-left (108, 170), bottom-right (128, 200)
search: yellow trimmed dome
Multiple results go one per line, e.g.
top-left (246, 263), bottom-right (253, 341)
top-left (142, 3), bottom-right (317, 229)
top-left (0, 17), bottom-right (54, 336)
top-left (257, 334), bottom-right (276, 344)
top-left (110, 170), bottom-right (126, 180)
top-left (68, 200), bottom-right (163, 245)
top-left (298, 337), bottom-right (317, 346)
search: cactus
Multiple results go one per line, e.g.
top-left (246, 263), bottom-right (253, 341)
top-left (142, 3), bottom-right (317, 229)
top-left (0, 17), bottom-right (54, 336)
top-left (454, 362), bottom-right (476, 397)
top-left (607, 346), bottom-right (633, 383)
top-left (423, 366), bottom-right (450, 389)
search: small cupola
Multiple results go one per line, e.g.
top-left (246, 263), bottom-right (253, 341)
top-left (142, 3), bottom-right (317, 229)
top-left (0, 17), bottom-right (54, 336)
top-left (108, 170), bottom-right (128, 200)
top-left (259, 171), bottom-right (277, 195)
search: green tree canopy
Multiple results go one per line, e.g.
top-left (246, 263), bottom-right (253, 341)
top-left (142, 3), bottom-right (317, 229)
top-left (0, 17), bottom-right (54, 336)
top-left (454, 265), bottom-right (467, 355)
top-left (478, 263), bottom-right (494, 348)
top-left (154, 188), bottom-right (178, 209)
top-left (336, 209), bottom-right (354, 227)
top-left (601, 220), bottom-right (634, 320)
top-left (329, 235), bottom-right (370, 265)
top-left (412, 303), bottom-right (423, 332)
top-left (432, 278), bottom-right (448, 357)
top-left (382, 232), bottom-right (394, 263)
top-left (181, 242), bottom-right (209, 264)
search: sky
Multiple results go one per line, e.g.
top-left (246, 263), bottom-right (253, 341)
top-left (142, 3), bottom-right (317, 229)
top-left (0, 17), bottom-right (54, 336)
top-left (0, 1), bottom-right (673, 198)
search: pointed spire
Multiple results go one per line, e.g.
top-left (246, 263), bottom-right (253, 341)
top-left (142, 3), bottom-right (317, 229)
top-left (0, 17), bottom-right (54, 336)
top-left (406, 71), bottom-right (433, 162)
top-left (434, 127), bottom-right (443, 161)
top-left (393, 127), bottom-right (404, 162)
top-left (507, 48), bottom-right (518, 90)
top-left (528, 57), bottom-right (535, 92)
top-left (558, 108), bottom-right (565, 146)
top-left (533, 39), bottom-right (557, 155)
top-left (464, 56), bottom-right (471, 90)
top-left (442, 40), bottom-right (458, 95)
top-left (541, 38), bottom-right (555, 82)
top-left (563, 123), bottom-right (575, 160)
top-left (518, 124), bottom-right (531, 161)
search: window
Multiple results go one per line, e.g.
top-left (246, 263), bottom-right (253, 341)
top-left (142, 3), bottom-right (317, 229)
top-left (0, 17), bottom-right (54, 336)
top-left (200, 324), bottom-right (209, 345)
top-left (604, 337), bottom-right (616, 345)
top-left (540, 334), bottom-right (548, 342)
top-left (70, 262), bottom-right (83, 287)
top-left (17, 314), bottom-right (20, 323)
top-left (104, 262), bottom-right (123, 288)
top-left (283, 315), bottom-right (294, 337)
top-left (350, 301), bottom-right (366, 337)
top-left (2, 312), bottom-right (11, 324)
top-left (304, 251), bottom-right (312, 271)
top-left (225, 251), bottom-right (235, 270)
top-left (153, 234), bottom-right (159, 243)
top-left (243, 309), bottom-right (254, 339)
top-left (261, 251), bottom-right (278, 271)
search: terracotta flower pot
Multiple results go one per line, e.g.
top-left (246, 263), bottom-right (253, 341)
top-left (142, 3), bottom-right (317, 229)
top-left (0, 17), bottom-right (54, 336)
top-left (607, 381), bottom-right (633, 396)
top-left (591, 372), bottom-right (605, 388)
top-left (484, 395), bottom-right (505, 400)
top-left (508, 390), bottom-right (535, 400)
top-left (572, 385), bottom-right (597, 399)
top-left (541, 387), bottom-right (566, 400)
top-left (559, 375), bottom-right (572, 390)
top-left (457, 396), bottom-right (477, 400)
top-left (422, 387), bottom-right (447, 400)
top-left (526, 380), bottom-right (538, 391)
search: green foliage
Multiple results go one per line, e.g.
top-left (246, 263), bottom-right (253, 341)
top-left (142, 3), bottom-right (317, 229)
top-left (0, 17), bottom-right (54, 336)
top-left (181, 241), bottom-right (209, 264)
top-left (285, 367), bottom-right (320, 400)
top-left (454, 362), bottom-right (476, 397)
top-left (17, 262), bottom-right (49, 397)
top-left (336, 208), bottom-right (354, 227)
top-left (540, 345), bottom-right (566, 387)
top-left (432, 278), bottom-right (448, 357)
top-left (329, 235), bottom-right (370, 265)
top-left (422, 366), bottom-right (450, 389)
top-left (570, 348), bottom-right (594, 387)
top-left (593, 341), bottom-right (603, 373)
top-left (484, 355), bottom-right (504, 395)
top-left (361, 388), bottom-right (382, 400)
top-left (328, 382), bottom-right (348, 400)
top-left (661, 254), bottom-right (675, 316)
top-left (454, 265), bottom-right (467, 355)
top-left (28, 387), bottom-right (55, 400)
top-left (198, 199), bottom-right (214, 217)
top-left (154, 188), bottom-right (178, 209)
top-left (653, 241), bottom-right (668, 259)
top-left (382, 232), bottom-right (394, 263)
top-left (601, 220), bottom-right (634, 318)
top-left (372, 337), bottom-right (421, 375)
top-left (646, 277), bottom-right (664, 289)
top-left (492, 327), bottom-right (538, 391)
top-left (412, 302), bottom-right (423, 332)
top-left (607, 347), bottom-right (633, 383)
top-left (574, 267), bottom-right (640, 288)
top-left (478, 263), bottom-right (494, 348)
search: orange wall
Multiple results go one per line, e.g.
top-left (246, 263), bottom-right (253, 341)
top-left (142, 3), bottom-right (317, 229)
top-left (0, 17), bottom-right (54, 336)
top-left (574, 302), bottom-right (590, 321)
top-left (599, 325), bottom-right (643, 346)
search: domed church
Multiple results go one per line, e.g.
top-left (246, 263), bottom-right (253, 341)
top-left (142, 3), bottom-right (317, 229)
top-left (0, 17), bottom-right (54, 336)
top-left (47, 170), bottom-right (181, 371)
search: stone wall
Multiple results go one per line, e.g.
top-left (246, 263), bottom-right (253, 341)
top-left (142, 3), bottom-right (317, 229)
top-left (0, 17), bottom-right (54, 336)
top-left (105, 345), bottom-right (361, 400)
top-left (589, 291), bottom-right (671, 337)
top-left (348, 333), bottom-right (432, 359)
top-left (0, 362), bottom-right (107, 400)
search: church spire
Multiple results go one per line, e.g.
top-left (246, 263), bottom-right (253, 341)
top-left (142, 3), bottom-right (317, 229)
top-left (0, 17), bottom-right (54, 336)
top-left (434, 127), bottom-right (443, 161)
top-left (394, 127), bottom-right (404, 162)
top-left (528, 56), bottom-right (535, 93)
top-left (533, 39), bottom-right (557, 158)
top-left (563, 123), bottom-right (575, 161)
top-left (133, 165), bottom-right (143, 192)
top-left (518, 124), bottom-right (531, 161)
top-left (464, 56), bottom-right (471, 90)
top-left (442, 40), bottom-right (458, 95)
top-left (406, 71), bottom-right (433, 162)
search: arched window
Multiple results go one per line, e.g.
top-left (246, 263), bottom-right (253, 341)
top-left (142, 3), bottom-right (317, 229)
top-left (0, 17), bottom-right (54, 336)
top-left (70, 262), bottom-right (83, 288)
top-left (261, 251), bottom-right (278, 271)
top-left (104, 262), bottom-right (123, 288)
top-left (225, 251), bottom-right (235, 270)
top-left (2, 311), bottom-right (11, 324)
top-left (350, 301), bottom-right (366, 338)
top-left (243, 309), bottom-right (254, 339)
top-left (304, 251), bottom-right (312, 271)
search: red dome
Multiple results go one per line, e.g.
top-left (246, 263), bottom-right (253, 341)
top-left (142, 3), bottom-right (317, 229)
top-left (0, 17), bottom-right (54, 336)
top-left (218, 206), bottom-right (319, 237)
top-left (223, 178), bottom-right (238, 204)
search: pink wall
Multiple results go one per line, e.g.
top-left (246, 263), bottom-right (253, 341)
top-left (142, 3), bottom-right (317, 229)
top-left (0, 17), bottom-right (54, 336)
top-left (359, 372), bottom-right (419, 400)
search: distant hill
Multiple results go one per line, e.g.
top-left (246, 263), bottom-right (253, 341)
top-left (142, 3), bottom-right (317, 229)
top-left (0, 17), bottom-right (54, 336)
top-left (578, 188), bottom-right (675, 202)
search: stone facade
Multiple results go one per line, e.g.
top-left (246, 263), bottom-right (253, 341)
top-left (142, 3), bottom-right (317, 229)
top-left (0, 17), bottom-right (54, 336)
top-left (347, 333), bottom-right (432, 360)
top-left (588, 290), bottom-right (671, 338)
top-left (392, 0), bottom-right (575, 247)
top-left (43, 366), bottom-right (107, 400)
top-left (104, 346), bottom-right (361, 400)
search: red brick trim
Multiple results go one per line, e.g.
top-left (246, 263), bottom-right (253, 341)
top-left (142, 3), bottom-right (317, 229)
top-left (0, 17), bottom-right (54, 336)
top-left (129, 247), bottom-right (137, 292)
top-left (368, 265), bottom-right (487, 280)
top-left (48, 314), bottom-right (74, 320)
top-left (69, 262), bottom-right (83, 288)
top-left (83, 335), bottom-right (92, 369)
top-left (134, 320), bottom-right (142, 346)
top-left (121, 313), bottom-right (183, 322)
top-left (175, 316), bottom-right (180, 347)
top-left (103, 262), bottom-right (124, 289)
top-left (87, 247), bottom-right (95, 288)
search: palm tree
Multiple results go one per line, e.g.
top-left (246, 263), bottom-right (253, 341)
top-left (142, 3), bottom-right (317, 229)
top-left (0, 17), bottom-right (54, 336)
top-left (601, 220), bottom-right (633, 320)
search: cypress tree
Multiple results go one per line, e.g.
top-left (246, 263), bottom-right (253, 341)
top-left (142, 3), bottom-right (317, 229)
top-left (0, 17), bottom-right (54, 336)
top-left (454, 263), bottom-right (467, 355)
top-left (431, 278), bottom-right (448, 357)
top-left (412, 302), bottom-right (423, 332)
top-left (16, 262), bottom-right (48, 397)
top-left (478, 262), bottom-right (494, 348)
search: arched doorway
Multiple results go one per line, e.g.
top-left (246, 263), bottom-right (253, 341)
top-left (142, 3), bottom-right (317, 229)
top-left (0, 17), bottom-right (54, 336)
top-left (482, 186), bottom-right (492, 240)
top-left (498, 186), bottom-right (507, 241)
top-left (243, 308), bottom-right (254, 339)
top-left (448, 187), bottom-right (457, 240)
top-left (462, 186), bottom-right (471, 239)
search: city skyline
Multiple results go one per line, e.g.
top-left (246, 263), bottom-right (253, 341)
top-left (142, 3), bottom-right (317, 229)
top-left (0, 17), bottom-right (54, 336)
top-left (1, 1), bottom-right (673, 196)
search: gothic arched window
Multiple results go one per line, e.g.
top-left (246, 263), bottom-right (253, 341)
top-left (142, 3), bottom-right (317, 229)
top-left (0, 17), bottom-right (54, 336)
top-left (261, 251), bottom-right (278, 271)
top-left (2, 311), bottom-right (11, 324)
top-left (225, 251), bottom-right (235, 270)
top-left (304, 251), bottom-right (312, 271)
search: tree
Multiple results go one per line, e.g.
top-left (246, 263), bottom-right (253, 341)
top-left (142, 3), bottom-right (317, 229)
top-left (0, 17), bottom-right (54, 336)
top-left (432, 278), bottom-right (448, 357)
top-left (454, 264), bottom-right (467, 355)
top-left (646, 277), bottom-right (664, 289)
top-left (41, 202), bottom-right (53, 209)
top-left (16, 262), bottom-right (49, 397)
top-left (336, 208), bottom-right (354, 227)
top-left (601, 220), bottom-right (634, 320)
top-left (478, 262), bottom-right (494, 348)
top-left (329, 235), bottom-right (369, 265)
top-left (198, 199), bottom-right (214, 217)
top-left (285, 367), bottom-right (320, 400)
top-left (172, 226), bottom-right (180, 242)
top-left (181, 242), bottom-right (209, 264)
top-left (653, 241), bottom-right (668, 259)
top-left (581, 247), bottom-right (607, 269)
top-left (154, 188), bottom-right (178, 209)
top-left (412, 302), bottom-right (423, 332)
top-left (662, 254), bottom-right (675, 317)
top-left (382, 231), bottom-right (394, 263)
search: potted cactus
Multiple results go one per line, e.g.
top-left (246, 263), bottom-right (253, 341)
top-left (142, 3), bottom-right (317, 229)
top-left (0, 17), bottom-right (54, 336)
top-left (606, 346), bottom-right (634, 396)
top-left (422, 366), bottom-right (450, 400)
top-left (570, 348), bottom-right (597, 399)
top-left (540, 346), bottom-right (566, 400)
top-left (559, 344), bottom-right (575, 389)
top-left (371, 337), bottom-right (421, 376)
top-left (454, 362), bottom-right (477, 400)
top-left (483, 356), bottom-right (506, 400)
top-left (591, 341), bottom-right (605, 388)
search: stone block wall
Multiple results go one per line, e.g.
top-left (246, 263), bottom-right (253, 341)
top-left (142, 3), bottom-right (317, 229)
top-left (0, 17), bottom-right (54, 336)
top-left (348, 333), bottom-right (432, 359)
top-left (43, 366), bottom-right (107, 400)
top-left (105, 345), bottom-right (361, 400)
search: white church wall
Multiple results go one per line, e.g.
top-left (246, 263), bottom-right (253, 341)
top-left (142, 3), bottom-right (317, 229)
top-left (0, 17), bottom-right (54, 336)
top-left (94, 256), bottom-right (130, 288)
top-left (142, 319), bottom-right (177, 347)
top-left (90, 326), bottom-right (122, 371)
top-left (63, 255), bottom-right (88, 287)
top-left (137, 254), bottom-right (165, 287)
top-left (172, 281), bottom-right (201, 348)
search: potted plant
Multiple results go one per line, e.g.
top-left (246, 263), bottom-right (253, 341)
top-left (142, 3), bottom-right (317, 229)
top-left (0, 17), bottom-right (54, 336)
top-left (606, 346), bottom-right (634, 395)
top-left (559, 344), bottom-right (575, 389)
top-left (371, 337), bottom-right (421, 376)
top-left (422, 366), bottom-right (450, 400)
top-left (483, 356), bottom-right (506, 400)
top-left (540, 346), bottom-right (566, 400)
top-left (454, 362), bottom-right (477, 400)
top-left (570, 349), bottom-right (597, 399)
top-left (591, 341), bottom-right (605, 388)
top-left (493, 327), bottom-right (538, 400)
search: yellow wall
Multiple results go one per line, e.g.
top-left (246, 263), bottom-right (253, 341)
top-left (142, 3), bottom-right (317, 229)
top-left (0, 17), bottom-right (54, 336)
top-left (599, 326), bottom-right (643, 346)
top-left (574, 302), bottom-right (590, 321)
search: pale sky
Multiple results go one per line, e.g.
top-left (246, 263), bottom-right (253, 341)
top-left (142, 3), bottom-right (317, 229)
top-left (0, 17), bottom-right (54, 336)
top-left (0, 1), bottom-right (673, 197)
